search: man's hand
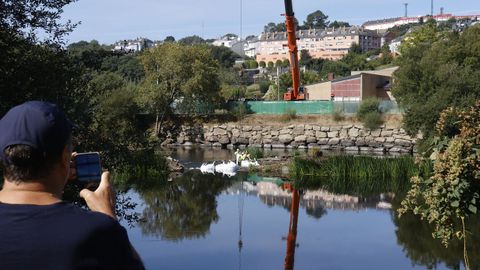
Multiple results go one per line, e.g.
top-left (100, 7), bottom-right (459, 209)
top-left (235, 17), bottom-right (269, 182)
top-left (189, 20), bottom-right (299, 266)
top-left (79, 172), bottom-right (117, 220)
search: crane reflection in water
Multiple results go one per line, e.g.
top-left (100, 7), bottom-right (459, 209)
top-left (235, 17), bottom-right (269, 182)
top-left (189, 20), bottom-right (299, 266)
top-left (283, 182), bottom-right (301, 270)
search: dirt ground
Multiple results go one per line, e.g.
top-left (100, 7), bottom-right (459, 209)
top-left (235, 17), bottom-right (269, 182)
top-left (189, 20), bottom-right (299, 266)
top-left (216, 114), bottom-right (404, 129)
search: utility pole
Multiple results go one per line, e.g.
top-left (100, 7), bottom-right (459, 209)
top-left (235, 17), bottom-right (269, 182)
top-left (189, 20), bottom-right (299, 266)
top-left (277, 66), bottom-right (280, 101)
top-left (239, 0), bottom-right (243, 41)
top-left (404, 3), bottom-right (408, 17)
top-left (431, 0), bottom-right (434, 16)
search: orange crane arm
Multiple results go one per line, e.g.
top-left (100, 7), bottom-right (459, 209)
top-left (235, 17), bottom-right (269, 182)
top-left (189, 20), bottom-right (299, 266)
top-left (283, 0), bottom-right (301, 101)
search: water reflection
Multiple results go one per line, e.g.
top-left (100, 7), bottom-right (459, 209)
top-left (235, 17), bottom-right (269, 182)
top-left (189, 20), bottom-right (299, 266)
top-left (108, 146), bottom-right (480, 269)
top-left (393, 210), bottom-right (480, 269)
top-left (136, 170), bottom-right (235, 241)
top-left (284, 184), bottom-right (300, 270)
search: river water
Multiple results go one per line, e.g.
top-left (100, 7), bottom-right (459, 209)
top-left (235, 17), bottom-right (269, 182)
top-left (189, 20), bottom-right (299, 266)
top-left (117, 148), bottom-right (478, 270)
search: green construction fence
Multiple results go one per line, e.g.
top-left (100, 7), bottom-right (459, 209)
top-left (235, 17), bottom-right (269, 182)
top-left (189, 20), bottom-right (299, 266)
top-left (228, 100), bottom-right (403, 115)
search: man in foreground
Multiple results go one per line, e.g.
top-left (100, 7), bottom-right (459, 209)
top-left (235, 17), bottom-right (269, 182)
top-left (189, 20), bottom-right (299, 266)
top-left (0, 101), bottom-right (145, 270)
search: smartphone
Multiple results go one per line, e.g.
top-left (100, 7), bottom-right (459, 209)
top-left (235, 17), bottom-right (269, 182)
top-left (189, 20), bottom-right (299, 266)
top-left (75, 152), bottom-right (102, 183)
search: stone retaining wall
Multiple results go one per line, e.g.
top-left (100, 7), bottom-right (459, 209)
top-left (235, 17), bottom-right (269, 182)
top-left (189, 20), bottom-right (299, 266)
top-left (166, 124), bottom-right (418, 154)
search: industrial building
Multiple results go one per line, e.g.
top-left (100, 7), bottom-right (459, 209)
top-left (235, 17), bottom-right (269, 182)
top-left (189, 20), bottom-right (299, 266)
top-left (306, 67), bottom-right (398, 101)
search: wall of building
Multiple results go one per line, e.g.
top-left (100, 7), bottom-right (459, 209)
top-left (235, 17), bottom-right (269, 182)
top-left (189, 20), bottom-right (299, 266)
top-left (331, 77), bottom-right (361, 101)
top-left (255, 27), bottom-right (380, 63)
top-left (306, 81), bottom-right (331, 101)
top-left (361, 74), bottom-right (391, 100)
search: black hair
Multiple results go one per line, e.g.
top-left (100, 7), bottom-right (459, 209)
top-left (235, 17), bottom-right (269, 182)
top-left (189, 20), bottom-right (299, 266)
top-left (2, 143), bottom-right (67, 183)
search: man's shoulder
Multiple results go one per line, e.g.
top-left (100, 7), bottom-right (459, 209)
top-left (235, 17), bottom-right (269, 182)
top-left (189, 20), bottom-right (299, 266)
top-left (61, 202), bottom-right (119, 228)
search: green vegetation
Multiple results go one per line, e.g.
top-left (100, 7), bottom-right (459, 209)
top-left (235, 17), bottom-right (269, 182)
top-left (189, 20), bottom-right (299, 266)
top-left (112, 150), bottom-right (169, 191)
top-left (361, 112), bottom-right (384, 130)
top-left (264, 10), bottom-right (331, 32)
top-left (392, 23), bottom-right (480, 138)
top-left (139, 42), bottom-right (221, 136)
top-left (399, 102), bottom-right (480, 247)
top-left (357, 98), bottom-right (384, 130)
top-left (292, 155), bottom-right (427, 195)
top-left (231, 103), bottom-right (249, 120)
top-left (137, 170), bottom-right (234, 241)
top-left (279, 70), bottom-right (321, 93)
top-left (246, 148), bottom-right (264, 160)
top-left (299, 43), bottom-right (394, 81)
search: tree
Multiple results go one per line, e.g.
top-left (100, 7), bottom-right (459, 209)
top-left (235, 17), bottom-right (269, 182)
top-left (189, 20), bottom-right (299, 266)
top-left (319, 60), bottom-right (350, 79)
top-left (223, 33), bottom-right (238, 39)
top-left (0, 0), bottom-right (77, 43)
top-left (264, 22), bottom-right (277, 33)
top-left (245, 84), bottom-right (262, 99)
top-left (263, 19), bottom-right (299, 32)
top-left (392, 24), bottom-right (480, 137)
top-left (245, 60), bottom-right (258, 69)
top-left (263, 85), bottom-right (282, 101)
top-left (279, 71), bottom-right (320, 91)
top-left (94, 85), bottom-right (144, 148)
top-left (399, 20), bottom-right (439, 54)
top-left (299, 49), bottom-right (313, 67)
top-left (139, 43), bottom-right (221, 135)
top-left (0, 27), bottom-right (85, 116)
top-left (275, 59), bottom-right (283, 67)
top-left (349, 42), bottom-right (363, 54)
top-left (164, 36), bottom-right (175, 42)
top-left (303, 10), bottom-right (329, 29)
top-left (208, 45), bottom-right (240, 68)
top-left (101, 54), bottom-right (145, 82)
top-left (267, 61), bottom-right (274, 69)
top-left (68, 40), bottom-right (144, 82)
top-left (178, 35), bottom-right (205, 45)
top-left (259, 61), bottom-right (266, 68)
top-left (282, 59), bottom-right (290, 68)
top-left (329, 21), bottom-right (350, 28)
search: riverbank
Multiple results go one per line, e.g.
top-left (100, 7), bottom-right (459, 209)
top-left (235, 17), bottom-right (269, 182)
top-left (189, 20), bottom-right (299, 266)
top-left (163, 123), bottom-right (419, 154)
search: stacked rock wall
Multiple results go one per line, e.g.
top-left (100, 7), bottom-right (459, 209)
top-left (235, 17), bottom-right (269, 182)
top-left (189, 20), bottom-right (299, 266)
top-left (170, 124), bottom-right (417, 154)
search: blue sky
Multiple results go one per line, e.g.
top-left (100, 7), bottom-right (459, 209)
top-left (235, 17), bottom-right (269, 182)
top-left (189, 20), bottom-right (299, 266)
top-left (62, 0), bottom-right (480, 44)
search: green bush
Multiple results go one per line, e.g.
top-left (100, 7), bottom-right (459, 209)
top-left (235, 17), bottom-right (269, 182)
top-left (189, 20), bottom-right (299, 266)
top-left (247, 147), bottom-right (264, 159)
top-left (358, 98), bottom-right (383, 130)
top-left (362, 111), bottom-right (384, 130)
top-left (357, 98), bottom-right (380, 119)
top-left (232, 103), bottom-right (249, 120)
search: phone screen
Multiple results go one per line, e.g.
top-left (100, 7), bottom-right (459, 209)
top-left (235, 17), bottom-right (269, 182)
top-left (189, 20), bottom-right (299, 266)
top-left (75, 153), bottom-right (102, 182)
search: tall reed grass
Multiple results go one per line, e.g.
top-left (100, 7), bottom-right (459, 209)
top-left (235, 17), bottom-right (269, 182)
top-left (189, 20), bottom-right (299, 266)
top-left (292, 155), bottom-right (431, 195)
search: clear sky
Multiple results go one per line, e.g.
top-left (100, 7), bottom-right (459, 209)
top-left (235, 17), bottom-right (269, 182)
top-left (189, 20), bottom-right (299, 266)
top-left (62, 0), bottom-right (480, 44)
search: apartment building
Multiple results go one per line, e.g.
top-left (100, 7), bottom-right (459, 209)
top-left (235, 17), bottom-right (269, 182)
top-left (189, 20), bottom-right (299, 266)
top-left (255, 26), bottom-right (380, 63)
top-left (363, 14), bottom-right (480, 31)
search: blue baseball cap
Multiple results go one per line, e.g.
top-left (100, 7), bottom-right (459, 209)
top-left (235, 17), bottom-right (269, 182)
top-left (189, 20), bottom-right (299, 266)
top-left (0, 101), bottom-right (72, 161)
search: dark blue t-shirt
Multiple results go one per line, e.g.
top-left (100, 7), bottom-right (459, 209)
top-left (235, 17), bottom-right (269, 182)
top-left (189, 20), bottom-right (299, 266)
top-left (0, 202), bottom-right (145, 270)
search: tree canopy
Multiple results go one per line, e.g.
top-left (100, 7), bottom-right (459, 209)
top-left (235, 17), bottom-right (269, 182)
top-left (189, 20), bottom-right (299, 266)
top-left (0, 0), bottom-right (78, 42)
top-left (178, 35), bottom-right (206, 45)
top-left (139, 43), bottom-right (221, 134)
top-left (303, 10), bottom-right (329, 29)
top-left (392, 24), bottom-right (480, 137)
